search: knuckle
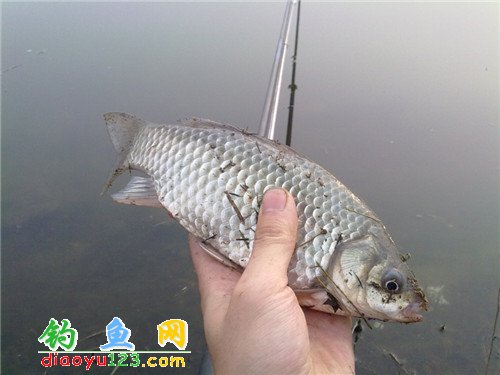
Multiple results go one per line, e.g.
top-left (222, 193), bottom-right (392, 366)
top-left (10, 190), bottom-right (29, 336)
top-left (254, 217), bottom-right (296, 248)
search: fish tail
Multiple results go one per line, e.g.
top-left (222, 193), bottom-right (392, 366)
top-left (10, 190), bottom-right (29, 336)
top-left (101, 112), bottom-right (146, 194)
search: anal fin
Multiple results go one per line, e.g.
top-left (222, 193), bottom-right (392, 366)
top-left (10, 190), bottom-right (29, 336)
top-left (111, 176), bottom-right (162, 207)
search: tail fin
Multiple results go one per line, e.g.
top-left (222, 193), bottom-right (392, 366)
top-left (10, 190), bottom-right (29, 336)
top-left (102, 112), bottom-right (145, 194)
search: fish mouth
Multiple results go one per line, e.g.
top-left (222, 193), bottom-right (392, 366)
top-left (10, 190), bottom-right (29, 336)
top-left (400, 277), bottom-right (428, 322)
top-left (400, 301), bottom-right (425, 322)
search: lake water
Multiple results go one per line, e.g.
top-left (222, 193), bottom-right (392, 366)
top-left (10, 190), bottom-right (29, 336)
top-left (2, 2), bottom-right (498, 374)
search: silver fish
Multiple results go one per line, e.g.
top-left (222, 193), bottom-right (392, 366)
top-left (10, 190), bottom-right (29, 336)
top-left (103, 112), bottom-right (427, 323)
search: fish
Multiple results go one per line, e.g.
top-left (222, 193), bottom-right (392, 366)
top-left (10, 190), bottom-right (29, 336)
top-left (103, 112), bottom-right (427, 323)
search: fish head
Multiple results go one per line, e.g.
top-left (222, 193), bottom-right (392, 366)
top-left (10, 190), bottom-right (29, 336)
top-left (327, 235), bottom-right (427, 322)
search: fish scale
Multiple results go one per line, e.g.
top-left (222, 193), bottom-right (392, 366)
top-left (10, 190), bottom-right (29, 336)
top-left (116, 116), bottom-right (382, 289)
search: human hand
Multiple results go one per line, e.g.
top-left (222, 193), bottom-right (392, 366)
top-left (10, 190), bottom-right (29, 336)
top-left (189, 188), bottom-right (355, 374)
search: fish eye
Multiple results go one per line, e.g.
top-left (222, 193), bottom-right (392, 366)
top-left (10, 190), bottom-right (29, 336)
top-left (381, 269), bottom-right (405, 294)
top-left (385, 280), bottom-right (399, 292)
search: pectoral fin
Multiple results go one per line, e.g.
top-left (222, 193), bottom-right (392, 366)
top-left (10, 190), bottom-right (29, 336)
top-left (294, 289), bottom-right (345, 315)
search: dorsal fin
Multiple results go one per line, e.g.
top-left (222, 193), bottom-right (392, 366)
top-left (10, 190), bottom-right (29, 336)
top-left (179, 117), bottom-right (243, 133)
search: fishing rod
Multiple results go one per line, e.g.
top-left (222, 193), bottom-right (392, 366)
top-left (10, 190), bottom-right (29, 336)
top-left (286, 0), bottom-right (301, 146)
top-left (199, 3), bottom-right (299, 374)
top-left (259, 0), bottom-right (297, 140)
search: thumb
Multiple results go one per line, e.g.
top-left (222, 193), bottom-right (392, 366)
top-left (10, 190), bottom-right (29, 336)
top-left (243, 188), bottom-right (298, 288)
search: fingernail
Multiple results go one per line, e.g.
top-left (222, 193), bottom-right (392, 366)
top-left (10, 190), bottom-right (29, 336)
top-left (262, 188), bottom-right (287, 212)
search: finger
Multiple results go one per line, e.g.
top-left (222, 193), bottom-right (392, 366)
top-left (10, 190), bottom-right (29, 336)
top-left (242, 188), bottom-right (298, 288)
top-left (189, 236), bottom-right (239, 320)
top-left (304, 310), bottom-right (355, 371)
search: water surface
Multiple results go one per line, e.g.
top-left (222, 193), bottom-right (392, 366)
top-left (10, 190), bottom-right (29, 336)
top-left (2, 2), bottom-right (498, 374)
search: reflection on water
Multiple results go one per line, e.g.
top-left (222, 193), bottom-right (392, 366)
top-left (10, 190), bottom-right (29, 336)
top-left (2, 201), bottom-right (205, 374)
top-left (2, 2), bottom-right (498, 374)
